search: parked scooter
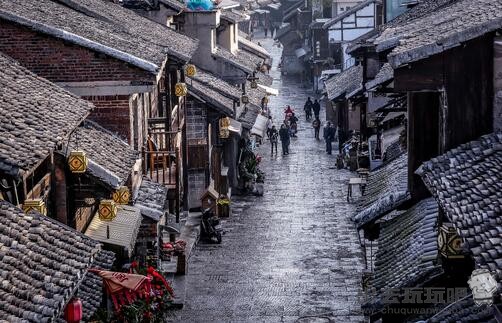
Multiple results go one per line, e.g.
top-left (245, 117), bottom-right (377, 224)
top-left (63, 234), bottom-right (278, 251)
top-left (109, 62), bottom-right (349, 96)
top-left (201, 208), bottom-right (222, 244)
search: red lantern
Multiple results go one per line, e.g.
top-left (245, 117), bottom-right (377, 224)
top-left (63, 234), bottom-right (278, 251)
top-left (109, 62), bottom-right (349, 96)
top-left (64, 298), bottom-right (83, 323)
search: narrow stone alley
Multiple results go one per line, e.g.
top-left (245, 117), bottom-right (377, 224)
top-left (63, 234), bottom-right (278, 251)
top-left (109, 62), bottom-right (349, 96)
top-left (175, 34), bottom-right (365, 322)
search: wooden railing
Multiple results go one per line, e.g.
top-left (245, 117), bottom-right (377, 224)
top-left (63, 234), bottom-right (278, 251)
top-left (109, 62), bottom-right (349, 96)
top-left (144, 117), bottom-right (180, 186)
top-left (142, 149), bottom-right (178, 186)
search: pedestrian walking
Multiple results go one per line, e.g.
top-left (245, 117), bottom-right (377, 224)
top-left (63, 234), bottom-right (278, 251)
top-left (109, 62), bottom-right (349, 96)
top-left (289, 112), bottom-right (298, 137)
top-left (323, 122), bottom-right (335, 154)
top-left (266, 116), bottom-right (273, 139)
top-left (313, 99), bottom-right (321, 119)
top-left (270, 125), bottom-right (278, 155)
top-left (304, 97), bottom-right (313, 121)
top-left (279, 124), bottom-right (290, 155)
top-left (312, 117), bottom-right (321, 140)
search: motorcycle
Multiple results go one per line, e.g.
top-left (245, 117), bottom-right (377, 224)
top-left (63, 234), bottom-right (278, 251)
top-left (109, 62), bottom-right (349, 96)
top-left (201, 208), bottom-right (223, 244)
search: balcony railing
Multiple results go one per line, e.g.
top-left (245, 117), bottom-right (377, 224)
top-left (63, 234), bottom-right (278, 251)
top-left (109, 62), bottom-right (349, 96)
top-left (143, 119), bottom-right (179, 187)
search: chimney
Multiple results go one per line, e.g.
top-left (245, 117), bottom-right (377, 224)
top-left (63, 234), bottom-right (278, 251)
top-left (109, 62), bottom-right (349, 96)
top-left (183, 10), bottom-right (221, 65)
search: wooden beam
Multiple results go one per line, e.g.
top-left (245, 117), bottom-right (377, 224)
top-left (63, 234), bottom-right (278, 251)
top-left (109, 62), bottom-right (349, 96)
top-left (394, 55), bottom-right (444, 92)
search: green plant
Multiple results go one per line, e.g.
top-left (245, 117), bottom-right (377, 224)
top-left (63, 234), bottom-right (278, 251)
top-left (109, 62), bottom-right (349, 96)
top-left (217, 198), bottom-right (230, 206)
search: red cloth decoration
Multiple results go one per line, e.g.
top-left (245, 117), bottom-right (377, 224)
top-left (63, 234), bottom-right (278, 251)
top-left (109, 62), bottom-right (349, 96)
top-left (89, 268), bottom-right (174, 312)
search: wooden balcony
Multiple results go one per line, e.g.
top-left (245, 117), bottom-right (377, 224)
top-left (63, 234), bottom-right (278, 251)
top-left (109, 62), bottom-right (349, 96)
top-left (143, 120), bottom-right (179, 189)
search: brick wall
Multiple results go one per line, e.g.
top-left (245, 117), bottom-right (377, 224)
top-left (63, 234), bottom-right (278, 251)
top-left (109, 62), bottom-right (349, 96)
top-left (83, 95), bottom-right (132, 143)
top-left (186, 100), bottom-right (208, 140)
top-left (188, 170), bottom-right (206, 209)
top-left (0, 19), bottom-right (153, 83)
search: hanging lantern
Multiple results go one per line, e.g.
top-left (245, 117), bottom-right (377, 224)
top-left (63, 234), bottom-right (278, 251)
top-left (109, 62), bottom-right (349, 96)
top-left (250, 80), bottom-right (258, 89)
top-left (98, 200), bottom-right (118, 222)
top-left (175, 83), bottom-right (188, 97)
top-left (68, 151), bottom-right (88, 173)
top-left (112, 186), bottom-right (130, 205)
top-left (219, 117), bottom-right (230, 139)
top-left (185, 64), bottom-right (197, 77)
top-left (64, 298), bottom-right (82, 323)
top-left (23, 198), bottom-right (47, 216)
top-left (241, 94), bottom-right (249, 104)
top-left (438, 223), bottom-right (463, 259)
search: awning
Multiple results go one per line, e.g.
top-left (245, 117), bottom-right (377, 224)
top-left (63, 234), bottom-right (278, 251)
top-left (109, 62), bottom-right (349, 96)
top-left (85, 205), bottom-right (142, 257)
top-left (251, 114), bottom-right (268, 137)
top-left (254, 9), bottom-right (270, 14)
top-left (229, 118), bottom-right (242, 135)
top-left (295, 47), bottom-right (307, 58)
top-left (257, 84), bottom-right (279, 96)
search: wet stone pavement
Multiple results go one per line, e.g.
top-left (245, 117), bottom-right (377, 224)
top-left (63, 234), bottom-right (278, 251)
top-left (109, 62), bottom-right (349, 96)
top-left (171, 34), bottom-right (365, 322)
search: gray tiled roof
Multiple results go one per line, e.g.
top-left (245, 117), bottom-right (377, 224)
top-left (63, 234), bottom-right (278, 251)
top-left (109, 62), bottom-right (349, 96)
top-left (417, 133), bottom-right (502, 274)
top-left (64, 121), bottom-right (140, 189)
top-left (190, 69), bottom-right (242, 101)
top-left (238, 104), bottom-right (261, 130)
top-left (383, 139), bottom-right (404, 164)
top-left (134, 176), bottom-right (168, 221)
top-left (282, 0), bottom-right (304, 21)
top-left (246, 81), bottom-right (268, 109)
top-left (187, 78), bottom-right (235, 116)
top-left (221, 9), bottom-right (249, 22)
top-left (0, 0), bottom-right (198, 73)
top-left (417, 132), bottom-right (502, 323)
top-left (353, 153), bottom-right (410, 228)
top-left (346, 0), bottom-right (458, 55)
top-left (376, 0), bottom-right (502, 68)
top-left (425, 296), bottom-right (498, 323)
top-left (0, 200), bottom-right (108, 322)
top-left (275, 23), bottom-right (292, 40)
top-left (324, 65), bottom-right (363, 101)
top-left (0, 53), bottom-right (92, 179)
top-left (76, 250), bottom-right (115, 320)
top-left (238, 36), bottom-right (271, 60)
top-left (323, 0), bottom-right (379, 29)
top-left (213, 47), bottom-right (262, 74)
top-left (159, 0), bottom-right (185, 11)
top-left (365, 198), bottom-right (442, 310)
top-left (385, 0), bottom-right (459, 29)
top-left (257, 72), bottom-right (274, 86)
top-left (366, 63), bottom-right (393, 90)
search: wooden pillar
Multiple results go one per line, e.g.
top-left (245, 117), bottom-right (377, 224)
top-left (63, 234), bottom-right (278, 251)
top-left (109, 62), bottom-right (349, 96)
top-left (53, 153), bottom-right (68, 225)
top-left (407, 91), bottom-right (440, 201)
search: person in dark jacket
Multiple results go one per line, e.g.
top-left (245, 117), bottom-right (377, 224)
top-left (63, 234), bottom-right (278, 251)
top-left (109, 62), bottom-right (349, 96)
top-left (279, 124), bottom-right (290, 155)
top-left (312, 117), bottom-right (321, 140)
top-left (304, 97), bottom-right (313, 121)
top-left (270, 125), bottom-right (279, 155)
top-left (323, 122), bottom-right (335, 154)
top-left (312, 99), bottom-right (321, 119)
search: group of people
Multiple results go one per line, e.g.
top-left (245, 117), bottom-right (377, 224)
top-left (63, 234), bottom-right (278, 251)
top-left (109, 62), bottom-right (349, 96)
top-left (303, 97), bottom-right (320, 121)
top-left (265, 98), bottom-right (337, 155)
top-left (266, 106), bottom-right (297, 155)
